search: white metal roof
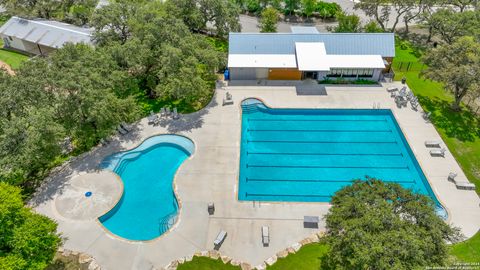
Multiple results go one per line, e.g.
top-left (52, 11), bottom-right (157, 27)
top-left (295, 42), bottom-right (329, 71)
top-left (229, 41), bottom-right (386, 70)
top-left (0, 16), bottom-right (92, 48)
top-left (324, 55), bottom-right (386, 69)
top-left (228, 54), bottom-right (297, 68)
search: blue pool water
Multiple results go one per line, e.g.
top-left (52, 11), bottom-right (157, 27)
top-left (99, 135), bottom-right (194, 241)
top-left (239, 99), bottom-right (445, 215)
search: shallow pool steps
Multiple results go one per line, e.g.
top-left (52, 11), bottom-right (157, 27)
top-left (158, 212), bottom-right (178, 235)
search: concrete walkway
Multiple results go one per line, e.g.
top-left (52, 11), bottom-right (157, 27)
top-left (31, 81), bottom-right (480, 270)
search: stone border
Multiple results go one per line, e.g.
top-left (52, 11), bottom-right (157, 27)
top-left (164, 231), bottom-right (326, 270)
top-left (58, 248), bottom-right (102, 270)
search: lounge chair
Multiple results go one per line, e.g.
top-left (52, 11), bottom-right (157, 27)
top-left (262, 226), bottom-right (270, 246)
top-left (117, 125), bottom-right (128, 135)
top-left (160, 107), bottom-right (166, 117)
top-left (99, 138), bottom-right (109, 146)
top-left (120, 122), bottom-right (133, 132)
top-left (165, 107), bottom-right (171, 116)
top-left (213, 230), bottom-right (227, 247)
top-left (425, 140), bottom-right (441, 148)
top-left (430, 148), bottom-right (446, 157)
top-left (423, 111), bottom-right (432, 121)
top-left (386, 87), bottom-right (398, 93)
top-left (455, 181), bottom-right (476, 190)
top-left (223, 92), bottom-right (233, 106)
top-left (147, 111), bottom-right (157, 125)
top-left (172, 107), bottom-right (179, 119)
top-left (447, 172), bottom-right (457, 182)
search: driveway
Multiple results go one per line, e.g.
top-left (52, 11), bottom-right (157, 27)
top-left (240, 0), bottom-right (417, 33)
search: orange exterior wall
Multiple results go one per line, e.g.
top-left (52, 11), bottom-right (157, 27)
top-left (268, 68), bottom-right (302, 80)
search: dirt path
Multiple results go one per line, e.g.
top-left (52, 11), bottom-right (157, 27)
top-left (0, 60), bottom-right (15, 75)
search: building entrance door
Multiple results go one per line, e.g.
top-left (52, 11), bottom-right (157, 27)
top-left (303, 71), bottom-right (318, 80)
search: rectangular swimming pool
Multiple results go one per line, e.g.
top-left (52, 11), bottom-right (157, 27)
top-left (239, 98), bottom-right (439, 205)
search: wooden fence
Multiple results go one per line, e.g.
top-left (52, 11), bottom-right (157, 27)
top-left (392, 61), bottom-right (426, 72)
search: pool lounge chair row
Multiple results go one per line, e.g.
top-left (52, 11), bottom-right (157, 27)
top-left (425, 140), bottom-right (447, 157)
top-left (99, 122), bottom-right (133, 146)
top-left (148, 107), bottom-right (180, 125)
top-left (447, 172), bottom-right (476, 190)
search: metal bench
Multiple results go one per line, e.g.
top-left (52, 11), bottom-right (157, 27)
top-left (304, 216), bottom-right (319, 228)
top-left (214, 230), bottom-right (227, 246)
top-left (262, 226), bottom-right (269, 246)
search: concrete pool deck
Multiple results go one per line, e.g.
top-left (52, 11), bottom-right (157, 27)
top-left (31, 81), bottom-right (480, 270)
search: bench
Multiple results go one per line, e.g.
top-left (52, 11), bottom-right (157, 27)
top-left (262, 226), bottom-right (269, 246)
top-left (214, 230), bottom-right (227, 246)
top-left (304, 216), bottom-right (319, 228)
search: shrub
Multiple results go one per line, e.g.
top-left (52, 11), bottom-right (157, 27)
top-left (246, 0), bottom-right (261, 13)
top-left (0, 183), bottom-right (61, 270)
top-left (316, 1), bottom-right (341, 19)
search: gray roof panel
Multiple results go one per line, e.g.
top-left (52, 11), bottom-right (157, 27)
top-left (229, 33), bottom-right (395, 57)
top-left (0, 16), bottom-right (92, 48)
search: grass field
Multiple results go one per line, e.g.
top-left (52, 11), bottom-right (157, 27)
top-left (177, 256), bottom-right (240, 270)
top-left (267, 243), bottom-right (329, 270)
top-left (176, 243), bottom-right (329, 270)
top-left (393, 39), bottom-right (480, 195)
top-left (0, 46), bottom-right (30, 69)
top-left (394, 39), bottom-right (480, 262)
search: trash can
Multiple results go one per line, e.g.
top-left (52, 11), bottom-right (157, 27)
top-left (401, 77), bottom-right (407, 84)
top-left (208, 202), bottom-right (215, 215)
top-left (223, 69), bottom-right (230, 81)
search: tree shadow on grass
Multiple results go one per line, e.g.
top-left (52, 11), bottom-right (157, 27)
top-left (417, 95), bottom-right (480, 142)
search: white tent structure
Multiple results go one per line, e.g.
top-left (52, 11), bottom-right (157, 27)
top-left (0, 16), bottom-right (93, 56)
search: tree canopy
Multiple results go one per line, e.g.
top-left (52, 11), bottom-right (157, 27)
top-left (0, 44), bottom-right (140, 188)
top-left (259, 7), bottom-right (279, 32)
top-left (0, 183), bottom-right (61, 270)
top-left (169, 0), bottom-right (241, 38)
top-left (425, 9), bottom-right (480, 44)
top-left (323, 179), bottom-right (461, 270)
top-left (92, 0), bottom-right (224, 105)
top-left (332, 12), bottom-right (362, 32)
top-left (421, 36), bottom-right (480, 111)
top-left (0, 0), bottom-right (97, 25)
top-left (0, 0), bottom-right (225, 189)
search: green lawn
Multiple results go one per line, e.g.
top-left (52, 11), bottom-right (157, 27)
top-left (176, 243), bottom-right (329, 270)
top-left (0, 39), bottom-right (30, 69)
top-left (177, 256), bottom-right (240, 270)
top-left (267, 243), bottom-right (329, 270)
top-left (394, 39), bottom-right (480, 262)
top-left (450, 232), bottom-right (480, 263)
top-left (393, 40), bottom-right (480, 194)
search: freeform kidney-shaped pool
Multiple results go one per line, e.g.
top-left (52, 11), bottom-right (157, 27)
top-left (239, 98), bottom-right (446, 217)
top-left (99, 135), bottom-right (194, 241)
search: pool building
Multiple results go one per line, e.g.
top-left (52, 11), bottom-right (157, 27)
top-left (227, 29), bottom-right (395, 81)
